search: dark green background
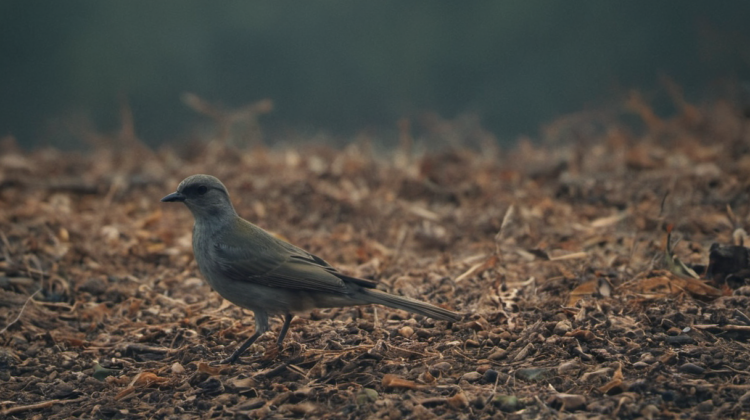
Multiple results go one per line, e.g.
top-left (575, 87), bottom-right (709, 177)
top-left (1, 1), bottom-right (749, 148)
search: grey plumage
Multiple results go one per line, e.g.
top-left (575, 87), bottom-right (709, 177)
top-left (162, 174), bottom-right (460, 363)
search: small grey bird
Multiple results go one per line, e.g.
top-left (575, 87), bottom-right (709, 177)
top-left (162, 174), bottom-right (460, 364)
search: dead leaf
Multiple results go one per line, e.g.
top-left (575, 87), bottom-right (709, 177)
top-left (381, 374), bottom-right (418, 390)
top-left (599, 363), bottom-right (626, 394)
top-left (197, 362), bottom-right (223, 376)
top-left (548, 393), bottom-right (586, 411)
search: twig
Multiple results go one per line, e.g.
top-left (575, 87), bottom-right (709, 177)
top-left (286, 363), bottom-right (309, 379)
top-left (658, 189), bottom-right (670, 218)
top-left (0, 289), bottom-right (41, 335)
top-left (0, 230), bottom-right (12, 263)
top-left (1, 396), bottom-right (85, 416)
top-left (116, 342), bottom-right (178, 355)
top-left (734, 309), bottom-right (750, 326)
top-left (693, 324), bottom-right (750, 332)
top-left (549, 251), bottom-right (588, 261)
top-left (494, 204), bottom-right (515, 255)
top-left (406, 204), bottom-right (441, 221)
top-left (387, 344), bottom-right (429, 357)
top-left (455, 261), bottom-right (486, 283)
top-left (255, 362), bottom-right (290, 379)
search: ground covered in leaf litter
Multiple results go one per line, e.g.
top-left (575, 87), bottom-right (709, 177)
top-left (2, 100), bottom-right (750, 419)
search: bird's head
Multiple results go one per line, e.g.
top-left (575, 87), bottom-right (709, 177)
top-left (161, 174), bottom-right (237, 222)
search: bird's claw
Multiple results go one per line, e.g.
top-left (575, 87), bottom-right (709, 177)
top-left (220, 352), bottom-right (246, 365)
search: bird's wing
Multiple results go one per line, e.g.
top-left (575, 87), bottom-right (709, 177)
top-left (211, 221), bottom-right (353, 294)
top-left (279, 239), bottom-right (378, 289)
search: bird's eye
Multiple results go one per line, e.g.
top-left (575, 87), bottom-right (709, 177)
top-left (197, 185), bottom-right (208, 195)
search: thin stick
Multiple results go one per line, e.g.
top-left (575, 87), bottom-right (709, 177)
top-left (0, 289), bottom-right (41, 335)
top-left (1, 397), bottom-right (85, 416)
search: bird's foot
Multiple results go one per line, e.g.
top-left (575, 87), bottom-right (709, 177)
top-left (219, 349), bottom-right (249, 365)
top-left (219, 355), bottom-right (238, 365)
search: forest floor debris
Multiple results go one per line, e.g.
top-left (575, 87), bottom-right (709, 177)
top-left (2, 99), bottom-right (750, 418)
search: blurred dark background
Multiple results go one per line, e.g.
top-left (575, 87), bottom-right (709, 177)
top-left (1, 1), bottom-right (749, 149)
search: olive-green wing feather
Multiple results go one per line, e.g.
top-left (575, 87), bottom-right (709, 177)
top-left (280, 240), bottom-right (378, 289)
top-left (212, 219), bottom-right (373, 293)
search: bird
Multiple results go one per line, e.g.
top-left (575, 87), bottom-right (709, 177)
top-left (161, 174), bottom-right (460, 364)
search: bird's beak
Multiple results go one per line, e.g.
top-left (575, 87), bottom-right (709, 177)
top-left (161, 192), bottom-right (186, 202)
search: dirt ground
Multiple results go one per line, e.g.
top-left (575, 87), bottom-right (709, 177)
top-left (3, 98), bottom-right (750, 419)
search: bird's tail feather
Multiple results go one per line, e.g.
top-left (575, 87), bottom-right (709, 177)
top-left (359, 289), bottom-right (460, 322)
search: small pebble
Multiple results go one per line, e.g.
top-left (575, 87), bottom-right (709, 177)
top-left (665, 335), bottom-right (696, 346)
top-left (356, 388), bottom-right (378, 405)
top-left (488, 348), bottom-right (507, 360)
top-left (483, 369), bottom-right (499, 383)
top-left (415, 329), bottom-right (435, 339)
top-left (48, 382), bottom-right (77, 399)
top-left (430, 362), bottom-right (452, 372)
top-left (553, 320), bottom-right (572, 335)
top-left (640, 404), bottom-right (660, 418)
top-left (696, 400), bottom-right (714, 412)
top-left (398, 326), bottom-right (414, 338)
top-left (640, 353), bottom-right (655, 363)
top-left (183, 277), bottom-right (204, 288)
top-left (461, 372), bottom-right (482, 382)
top-left (549, 393), bottom-right (586, 411)
top-left (516, 367), bottom-right (551, 381)
top-left (678, 363), bottom-right (705, 375)
top-left (557, 360), bottom-right (578, 374)
top-left (666, 327), bottom-right (681, 336)
top-left (171, 362), bottom-right (185, 374)
top-left (465, 339), bottom-right (481, 347)
top-left (492, 395), bottom-right (521, 412)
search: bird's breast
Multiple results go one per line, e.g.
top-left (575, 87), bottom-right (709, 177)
top-left (192, 224), bottom-right (221, 287)
top-left (191, 223), bottom-right (293, 313)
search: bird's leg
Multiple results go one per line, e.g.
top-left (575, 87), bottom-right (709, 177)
top-left (220, 310), bottom-right (269, 364)
top-left (276, 314), bottom-right (294, 349)
top-left (221, 330), bottom-right (262, 364)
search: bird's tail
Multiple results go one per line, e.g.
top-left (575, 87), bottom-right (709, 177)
top-left (359, 288), bottom-right (460, 322)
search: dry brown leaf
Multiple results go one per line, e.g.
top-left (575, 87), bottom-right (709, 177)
top-left (567, 280), bottom-right (598, 306)
top-left (598, 378), bottom-right (624, 395)
top-left (455, 255), bottom-right (497, 283)
top-left (114, 386), bottom-right (135, 401)
top-left (628, 271), bottom-right (721, 300)
top-left (129, 371), bottom-right (169, 388)
top-left (549, 251), bottom-right (588, 261)
top-left (420, 369), bottom-right (436, 384)
top-left (565, 329), bottom-right (597, 341)
top-left (598, 362), bottom-right (626, 395)
top-left (381, 374), bottom-right (418, 390)
top-left (79, 303), bottom-right (112, 323)
top-left (197, 362), bottom-right (223, 376)
top-left (446, 391), bottom-right (469, 409)
top-left (548, 393), bottom-right (586, 411)
top-left (589, 212), bottom-right (627, 228)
